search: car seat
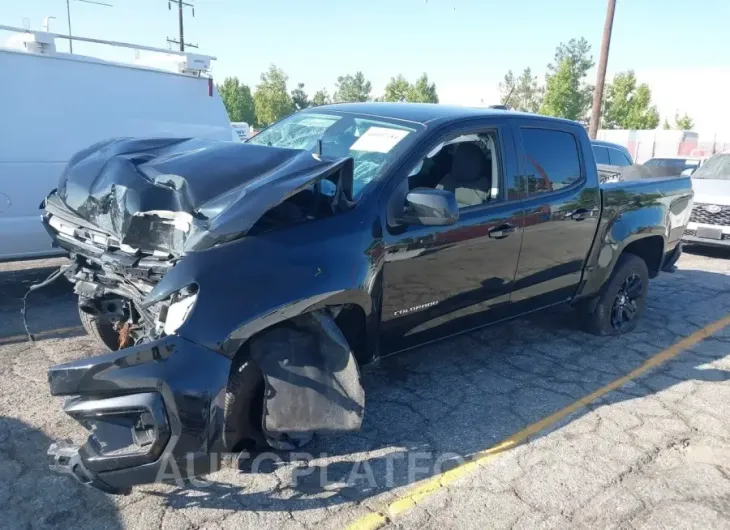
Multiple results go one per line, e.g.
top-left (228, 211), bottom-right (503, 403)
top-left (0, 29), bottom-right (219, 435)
top-left (438, 142), bottom-right (492, 207)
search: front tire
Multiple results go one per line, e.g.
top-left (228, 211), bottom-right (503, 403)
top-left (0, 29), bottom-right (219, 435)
top-left (223, 340), bottom-right (316, 452)
top-left (583, 253), bottom-right (649, 336)
top-left (78, 306), bottom-right (120, 351)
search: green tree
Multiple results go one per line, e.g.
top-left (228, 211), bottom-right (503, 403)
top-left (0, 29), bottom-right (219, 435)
top-left (499, 67), bottom-right (541, 112)
top-left (549, 37), bottom-right (594, 79)
top-left (311, 89), bottom-right (331, 107)
top-left (539, 59), bottom-right (583, 119)
top-left (541, 38), bottom-right (594, 120)
top-left (407, 73), bottom-right (439, 103)
top-left (253, 64), bottom-right (294, 127)
top-left (602, 71), bottom-right (660, 129)
top-left (217, 76), bottom-right (255, 124)
top-left (291, 82), bottom-right (309, 111)
top-left (383, 74), bottom-right (411, 102)
top-left (333, 71), bottom-right (372, 103)
top-left (663, 112), bottom-right (695, 130)
top-left (674, 112), bottom-right (695, 130)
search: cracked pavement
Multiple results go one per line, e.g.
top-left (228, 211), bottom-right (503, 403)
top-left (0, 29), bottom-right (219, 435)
top-left (1, 248), bottom-right (730, 529)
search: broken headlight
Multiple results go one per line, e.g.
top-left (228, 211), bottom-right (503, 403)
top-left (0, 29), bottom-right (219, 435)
top-left (156, 284), bottom-right (199, 335)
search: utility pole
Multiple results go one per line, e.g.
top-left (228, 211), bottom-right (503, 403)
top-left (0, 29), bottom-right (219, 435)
top-left (166, 0), bottom-right (197, 52)
top-left (66, 0), bottom-right (72, 53)
top-left (589, 0), bottom-right (617, 139)
top-left (65, 0), bottom-right (113, 54)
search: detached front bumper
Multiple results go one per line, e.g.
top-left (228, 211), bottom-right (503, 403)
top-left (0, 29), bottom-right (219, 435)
top-left (47, 335), bottom-right (231, 494)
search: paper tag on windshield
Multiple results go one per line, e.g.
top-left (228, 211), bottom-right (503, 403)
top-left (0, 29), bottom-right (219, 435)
top-left (350, 127), bottom-right (410, 153)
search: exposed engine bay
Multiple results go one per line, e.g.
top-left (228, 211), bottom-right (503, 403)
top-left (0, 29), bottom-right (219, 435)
top-left (64, 253), bottom-right (180, 347)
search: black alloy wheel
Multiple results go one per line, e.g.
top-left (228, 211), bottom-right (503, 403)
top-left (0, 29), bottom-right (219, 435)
top-left (610, 273), bottom-right (643, 330)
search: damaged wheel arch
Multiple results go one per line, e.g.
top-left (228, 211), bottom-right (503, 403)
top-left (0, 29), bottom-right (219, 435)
top-left (223, 309), bottom-right (366, 452)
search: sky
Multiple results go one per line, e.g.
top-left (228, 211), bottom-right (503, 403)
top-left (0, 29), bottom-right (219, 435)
top-left (3, 0), bottom-right (730, 134)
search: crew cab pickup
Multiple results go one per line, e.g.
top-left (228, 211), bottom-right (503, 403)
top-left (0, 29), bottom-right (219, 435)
top-left (42, 103), bottom-right (693, 494)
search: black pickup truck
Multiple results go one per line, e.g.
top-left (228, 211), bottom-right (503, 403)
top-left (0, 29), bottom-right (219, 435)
top-left (42, 103), bottom-right (693, 493)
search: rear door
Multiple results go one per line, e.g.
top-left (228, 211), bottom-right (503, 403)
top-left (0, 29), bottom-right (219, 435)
top-left (510, 120), bottom-right (600, 310)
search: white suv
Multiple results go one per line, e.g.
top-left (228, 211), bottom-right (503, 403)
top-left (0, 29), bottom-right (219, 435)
top-left (684, 151), bottom-right (730, 248)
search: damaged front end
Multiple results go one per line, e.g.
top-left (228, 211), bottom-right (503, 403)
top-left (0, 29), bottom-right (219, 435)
top-left (42, 137), bottom-right (355, 344)
top-left (43, 138), bottom-right (366, 493)
top-left (46, 311), bottom-right (365, 494)
top-left (47, 137), bottom-right (354, 258)
top-left (47, 336), bottom-right (231, 494)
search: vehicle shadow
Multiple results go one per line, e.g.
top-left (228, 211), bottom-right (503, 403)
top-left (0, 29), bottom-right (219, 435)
top-left (684, 244), bottom-right (730, 260)
top-left (0, 264), bottom-right (83, 345)
top-left (144, 267), bottom-right (730, 515)
top-left (0, 416), bottom-right (122, 529)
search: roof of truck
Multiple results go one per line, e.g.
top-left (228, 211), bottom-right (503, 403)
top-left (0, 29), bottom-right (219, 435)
top-left (311, 102), bottom-right (578, 126)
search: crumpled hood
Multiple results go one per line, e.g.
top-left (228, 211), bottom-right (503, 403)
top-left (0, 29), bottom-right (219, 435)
top-left (53, 138), bottom-right (353, 255)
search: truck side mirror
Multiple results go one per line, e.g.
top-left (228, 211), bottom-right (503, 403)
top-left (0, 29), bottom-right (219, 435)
top-left (397, 188), bottom-right (459, 226)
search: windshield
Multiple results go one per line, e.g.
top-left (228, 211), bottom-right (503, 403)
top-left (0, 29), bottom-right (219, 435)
top-left (248, 112), bottom-right (422, 197)
top-left (692, 154), bottom-right (730, 180)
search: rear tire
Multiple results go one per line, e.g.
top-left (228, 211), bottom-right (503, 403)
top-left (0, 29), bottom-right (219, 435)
top-left (583, 253), bottom-right (649, 336)
top-left (78, 306), bottom-right (120, 351)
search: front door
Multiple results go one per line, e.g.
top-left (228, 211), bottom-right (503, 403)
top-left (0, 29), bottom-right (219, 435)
top-left (380, 120), bottom-right (524, 353)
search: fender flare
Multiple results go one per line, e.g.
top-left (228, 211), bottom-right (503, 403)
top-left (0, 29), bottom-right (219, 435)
top-left (577, 204), bottom-right (667, 303)
top-left (220, 287), bottom-right (375, 358)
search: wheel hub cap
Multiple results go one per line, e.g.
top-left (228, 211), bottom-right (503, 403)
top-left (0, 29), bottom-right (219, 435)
top-left (611, 273), bottom-right (643, 330)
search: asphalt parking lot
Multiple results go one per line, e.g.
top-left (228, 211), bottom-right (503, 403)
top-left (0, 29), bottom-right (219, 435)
top-left (2, 248), bottom-right (730, 530)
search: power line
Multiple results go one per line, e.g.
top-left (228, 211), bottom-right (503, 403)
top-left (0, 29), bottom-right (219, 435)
top-left (166, 0), bottom-right (197, 52)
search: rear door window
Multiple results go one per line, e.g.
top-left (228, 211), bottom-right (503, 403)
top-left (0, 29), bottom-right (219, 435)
top-left (608, 149), bottom-right (632, 166)
top-left (520, 128), bottom-right (582, 196)
top-left (592, 146), bottom-right (610, 165)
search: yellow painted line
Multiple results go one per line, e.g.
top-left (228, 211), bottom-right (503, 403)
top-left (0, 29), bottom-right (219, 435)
top-left (0, 325), bottom-right (83, 345)
top-left (345, 314), bottom-right (730, 530)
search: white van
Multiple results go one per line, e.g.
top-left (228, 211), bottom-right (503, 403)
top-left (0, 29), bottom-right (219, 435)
top-left (0, 26), bottom-right (233, 261)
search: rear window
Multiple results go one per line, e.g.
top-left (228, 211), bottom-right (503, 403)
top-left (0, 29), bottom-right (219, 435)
top-left (592, 146), bottom-right (610, 165)
top-left (521, 129), bottom-right (582, 196)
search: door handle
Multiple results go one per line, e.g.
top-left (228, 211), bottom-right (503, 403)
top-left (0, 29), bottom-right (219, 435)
top-left (488, 223), bottom-right (516, 239)
top-left (568, 208), bottom-right (591, 221)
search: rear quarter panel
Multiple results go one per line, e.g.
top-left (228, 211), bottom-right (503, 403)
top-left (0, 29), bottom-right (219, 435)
top-left (577, 176), bottom-right (693, 298)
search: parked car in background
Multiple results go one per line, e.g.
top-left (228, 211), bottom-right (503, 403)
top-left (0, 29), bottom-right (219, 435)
top-left (684, 151), bottom-right (730, 248)
top-left (0, 26), bottom-right (233, 261)
top-left (644, 156), bottom-right (708, 176)
top-left (43, 103), bottom-right (692, 493)
top-left (591, 140), bottom-right (633, 182)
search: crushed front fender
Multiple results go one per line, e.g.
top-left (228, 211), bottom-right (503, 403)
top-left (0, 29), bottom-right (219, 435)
top-left (47, 335), bottom-right (231, 493)
top-left (249, 311), bottom-right (365, 438)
